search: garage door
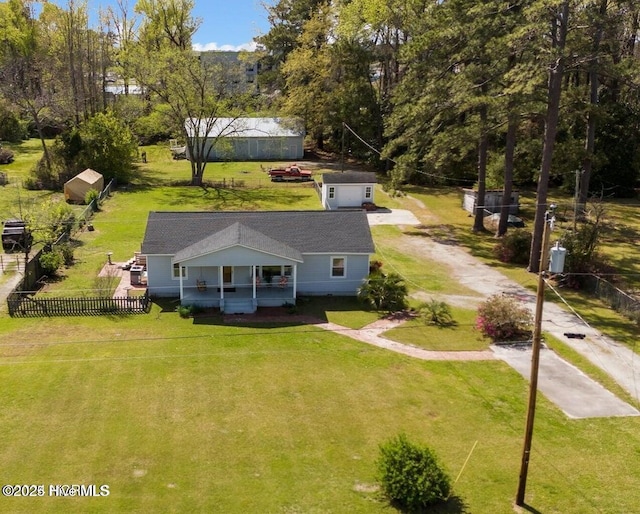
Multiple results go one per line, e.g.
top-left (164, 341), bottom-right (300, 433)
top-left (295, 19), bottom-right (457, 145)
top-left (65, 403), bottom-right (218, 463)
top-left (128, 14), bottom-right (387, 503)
top-left (338, 186), bottom-right (362, 207)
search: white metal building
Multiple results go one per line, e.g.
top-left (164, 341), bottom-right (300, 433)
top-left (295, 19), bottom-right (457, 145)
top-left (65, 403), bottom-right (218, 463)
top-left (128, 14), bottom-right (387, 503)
top-left (185, 117), bottom-right (305, 161)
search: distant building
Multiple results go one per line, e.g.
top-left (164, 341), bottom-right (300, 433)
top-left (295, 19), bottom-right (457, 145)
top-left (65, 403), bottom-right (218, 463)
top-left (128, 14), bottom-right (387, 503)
top-left (462, 189), bottom-right (520, 215)
top-left (198, 51), bottom-right (260, 94)
top-left (185, 117), bottom-right (305, 161)
top-left (103, 72), bottom-right (145, 103)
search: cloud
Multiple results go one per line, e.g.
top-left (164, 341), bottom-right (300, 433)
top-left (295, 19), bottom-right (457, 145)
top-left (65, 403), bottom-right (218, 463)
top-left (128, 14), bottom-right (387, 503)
top-left (193, 41), bottom-right (258, 52)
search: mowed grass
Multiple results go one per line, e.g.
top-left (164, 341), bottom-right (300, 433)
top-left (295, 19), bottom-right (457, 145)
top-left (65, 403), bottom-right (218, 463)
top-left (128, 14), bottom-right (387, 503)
top-left (383, 306), bottom-right (489, 351)
top-left (1, 142), bottom-right (640, 511)
top-left (1, 310), bottom-right (640, 513)
top-left (0, 139), bottom-right (62, 223)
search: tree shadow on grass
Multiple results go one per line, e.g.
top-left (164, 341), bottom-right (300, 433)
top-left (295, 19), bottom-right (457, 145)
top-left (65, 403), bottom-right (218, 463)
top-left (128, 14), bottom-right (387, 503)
top-left (151, 296), bottom-right (377, 328)
top-left (516, 502), bottom-right (543, 514)
top-left (388, 494), bottom-right (470, 513)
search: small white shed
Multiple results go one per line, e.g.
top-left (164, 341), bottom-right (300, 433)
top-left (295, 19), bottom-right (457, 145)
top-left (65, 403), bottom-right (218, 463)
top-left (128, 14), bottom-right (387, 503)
top-left (462, 189), bottom-right (519, 215)
top-left (321, 172), bottom-right (377, 210)
top-left (64, 168), bottom-right (104, 204)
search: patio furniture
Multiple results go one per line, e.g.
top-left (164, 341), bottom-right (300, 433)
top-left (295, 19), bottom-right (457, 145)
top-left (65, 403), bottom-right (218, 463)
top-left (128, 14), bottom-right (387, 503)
top-left (196, 280), bottom-right (207, 292)
top-left (278, 276), bottom-right (288, 288)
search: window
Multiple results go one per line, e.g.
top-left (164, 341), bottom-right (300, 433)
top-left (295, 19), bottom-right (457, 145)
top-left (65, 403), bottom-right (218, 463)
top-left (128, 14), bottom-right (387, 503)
top-left (328, 186), bottom-right (335, 199)
top-left (259, 265), bottom-right (293, 278)
top-left (331, 257), bottom-right (346, 278)
top-left (365, 186), bottom-right (372, 199)
top-left (172, 263), bottom-right (187, 280)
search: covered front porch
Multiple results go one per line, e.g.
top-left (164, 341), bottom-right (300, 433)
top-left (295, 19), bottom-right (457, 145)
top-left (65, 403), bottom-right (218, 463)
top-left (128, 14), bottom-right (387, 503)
top-left (171, 221), bottom-right (304, 314)
top-left (176, 264), bottom-right (298, 314)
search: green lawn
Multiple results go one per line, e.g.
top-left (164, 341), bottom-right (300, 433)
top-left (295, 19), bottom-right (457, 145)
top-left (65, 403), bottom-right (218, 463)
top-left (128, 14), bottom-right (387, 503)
top-left (1, 311), bottom-right (639, 513)
top-left (1, 142), bottom-right (640, 512)
top-left (382, 306), bottom-right (489, 351)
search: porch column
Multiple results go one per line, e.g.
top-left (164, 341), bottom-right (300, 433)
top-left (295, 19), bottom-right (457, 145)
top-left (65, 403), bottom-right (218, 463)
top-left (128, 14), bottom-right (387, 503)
top-left (252, 265), bottom-right (257, 299)
top-left (219, 266), bottom-right (224, 301)
top-left (293, 264), bottom-right (297, 299)
top-left (179, 265), bottom-right (184, 302)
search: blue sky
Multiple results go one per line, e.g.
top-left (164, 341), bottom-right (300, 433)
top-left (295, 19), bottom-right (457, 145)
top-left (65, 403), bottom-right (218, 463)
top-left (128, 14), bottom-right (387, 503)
top-left (47, 1), bottom-right (272, 51)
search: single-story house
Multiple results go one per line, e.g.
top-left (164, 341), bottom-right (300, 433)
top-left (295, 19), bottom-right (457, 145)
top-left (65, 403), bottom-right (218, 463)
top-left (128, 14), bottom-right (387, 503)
top-left (64, 168), bottom-right (104, 203)
top-left (462, 188), bottom-right (520, 215)
top-left (140, 210), bottom-right (375, 314)
top-left (185, 117), bottom-right (305, 161)
top-left (321, 172), bottom-right (377, 210)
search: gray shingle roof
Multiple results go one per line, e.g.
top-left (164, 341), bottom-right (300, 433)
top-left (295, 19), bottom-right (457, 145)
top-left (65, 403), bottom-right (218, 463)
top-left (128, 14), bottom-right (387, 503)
top-left (322, 172), bottom-right (377, 184)
top-left (141, 210), bottom-right (375, 256)
top-left (173, 222), bottom-right (303, 263)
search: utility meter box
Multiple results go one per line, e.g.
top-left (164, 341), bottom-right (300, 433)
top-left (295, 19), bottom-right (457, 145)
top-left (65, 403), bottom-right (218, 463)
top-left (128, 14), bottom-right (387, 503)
top-left (549, 243), bottom-right (566, 274)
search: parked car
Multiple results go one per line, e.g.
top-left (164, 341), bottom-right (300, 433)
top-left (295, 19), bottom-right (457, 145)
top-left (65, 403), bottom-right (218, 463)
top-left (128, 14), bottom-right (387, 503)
top-left (267, 164), bottom-right (312, 182)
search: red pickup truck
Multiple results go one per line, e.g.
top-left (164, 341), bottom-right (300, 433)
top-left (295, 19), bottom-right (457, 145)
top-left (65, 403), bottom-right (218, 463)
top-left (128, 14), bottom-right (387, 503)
top-left (267, 164), bottom-right (313, 182)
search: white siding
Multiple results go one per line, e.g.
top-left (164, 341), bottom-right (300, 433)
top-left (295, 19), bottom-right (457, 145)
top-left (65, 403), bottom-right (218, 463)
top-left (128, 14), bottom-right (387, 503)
top-left (321, 183), bottom-right (375, 210)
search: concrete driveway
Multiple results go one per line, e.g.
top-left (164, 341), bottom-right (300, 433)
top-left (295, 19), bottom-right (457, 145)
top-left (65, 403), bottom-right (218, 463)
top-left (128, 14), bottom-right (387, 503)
top-left (363, 197), bottom-right (640, 419)
top-left (367, 208), bottom-right (421, 226)
top-left (492, 345), bottom-right (639, 419)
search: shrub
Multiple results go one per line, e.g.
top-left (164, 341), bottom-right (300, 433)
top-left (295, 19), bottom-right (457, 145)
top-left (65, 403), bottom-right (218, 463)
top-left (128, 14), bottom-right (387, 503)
top-left (0, 147), bottom-right (14, 164)
top-left (369, 259), bottom-right (383, 273)
top-left (85, 188), bottom-right (100, 208)
top-left (58, 243), bottom-right (75, 266)
top-left (177, 305), bottom-right (192, 318)
top-left (476, 294), bottom-right (533, 342)
top-left (377, 433), bottom-right (451, 511)
top-left (357, 272), bottom-right (408, 313)
top-left (39, 249), bottom-right (64, 275)
top-left (559, 222), bottom-right (604, 288)
top-left (418, 299), bottom-right (454, 326)
top-left (176, 304), bottom-right (194, 318)
top-left (493, 229), bottom-right (532, 264)
top-left (0, 107), bottom-right (27, 142)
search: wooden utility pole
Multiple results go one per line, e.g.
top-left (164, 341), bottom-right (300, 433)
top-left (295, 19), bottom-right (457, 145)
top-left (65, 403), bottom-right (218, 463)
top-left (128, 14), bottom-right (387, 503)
top-left (341, 122), bottom-right (345, 172)
top-left (516, 205), bottom-right (555, 507)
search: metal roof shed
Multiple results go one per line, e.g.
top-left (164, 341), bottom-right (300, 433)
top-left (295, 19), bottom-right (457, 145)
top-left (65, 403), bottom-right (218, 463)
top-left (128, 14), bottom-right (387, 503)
top-left (64, 168), bottom-right (104, 204)
top-left (185, 117), bottom-right (305, 161)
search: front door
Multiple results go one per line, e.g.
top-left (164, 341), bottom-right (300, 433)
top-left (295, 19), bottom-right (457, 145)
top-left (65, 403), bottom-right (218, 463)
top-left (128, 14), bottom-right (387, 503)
top-left (223, 266), bottom-right (233, 285)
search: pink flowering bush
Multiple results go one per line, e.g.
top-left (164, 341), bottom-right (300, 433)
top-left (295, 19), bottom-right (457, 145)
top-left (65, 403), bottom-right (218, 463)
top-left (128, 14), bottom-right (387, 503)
top-left (476, 294), bottom-right (533, 342)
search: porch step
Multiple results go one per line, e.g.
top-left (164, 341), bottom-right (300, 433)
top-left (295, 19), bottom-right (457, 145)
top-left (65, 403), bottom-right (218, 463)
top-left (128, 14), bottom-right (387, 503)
top-left (222, 299), bottom-right (256, 314)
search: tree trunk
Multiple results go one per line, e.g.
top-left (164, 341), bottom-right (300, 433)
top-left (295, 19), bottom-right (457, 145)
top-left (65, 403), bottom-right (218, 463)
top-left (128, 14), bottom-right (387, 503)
top-left (578, 0), bottom-right (608, 214)
top-left (497, 111), bottom-right (518, 237)
top-left (473, 104), bottom-right (488, 232)
top-left (30, 107), bottom-right (53, 177)
top-left (191, 164), bottom-right (203, 187)
top-left (529, 1), bottom-right (570, 272)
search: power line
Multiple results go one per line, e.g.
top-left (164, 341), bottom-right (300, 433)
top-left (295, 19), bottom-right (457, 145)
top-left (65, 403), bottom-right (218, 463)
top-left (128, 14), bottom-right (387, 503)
top-left (544, 279), bottom-right (639, 402)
